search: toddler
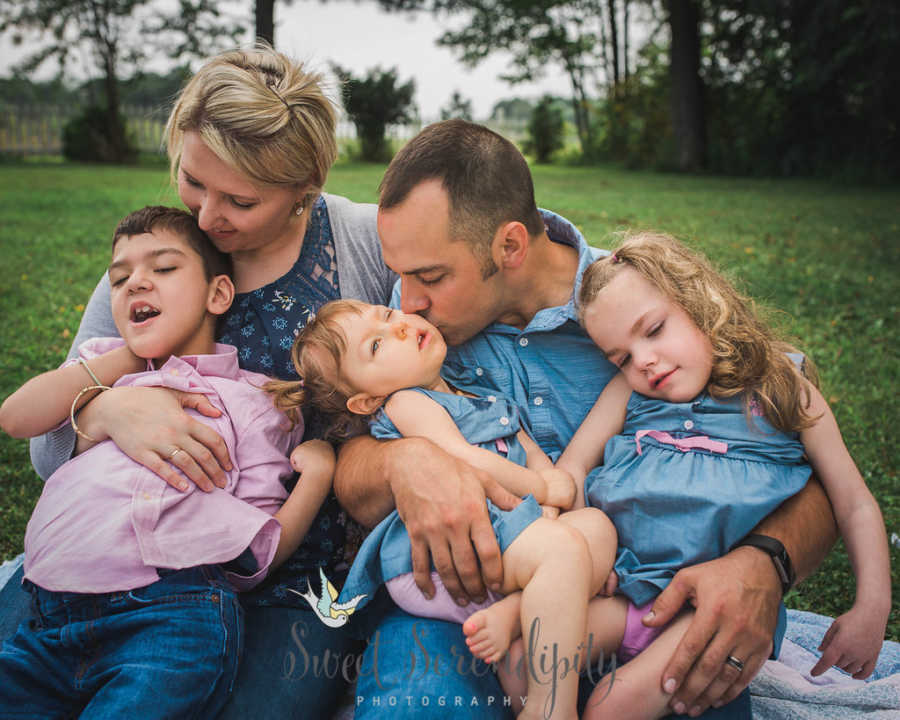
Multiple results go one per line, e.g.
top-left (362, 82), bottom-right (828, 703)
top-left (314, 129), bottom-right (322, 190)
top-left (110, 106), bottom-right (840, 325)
top-left (267, 298), bottom-right (618, 720)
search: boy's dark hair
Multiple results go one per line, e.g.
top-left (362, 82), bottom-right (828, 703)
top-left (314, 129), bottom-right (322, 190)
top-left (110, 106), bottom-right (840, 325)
top-left (112, 206), bottom-right (232, 280)
top-left (378, 119), bottom-right (543, 278)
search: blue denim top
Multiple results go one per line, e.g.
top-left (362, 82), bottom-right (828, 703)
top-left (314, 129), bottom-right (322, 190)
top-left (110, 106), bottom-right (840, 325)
top-left (337, 386), bottom-right (541, 608)
top-left (587, 390), bottom-right (811, 606)
top-left (390, 210), bottom-right (618, 459)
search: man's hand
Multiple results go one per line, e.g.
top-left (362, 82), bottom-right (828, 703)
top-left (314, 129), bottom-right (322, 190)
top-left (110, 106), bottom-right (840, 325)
top-left (388, 439), bottom-right (521, 604)
top-left (644, 546), bottom-right (782, 715)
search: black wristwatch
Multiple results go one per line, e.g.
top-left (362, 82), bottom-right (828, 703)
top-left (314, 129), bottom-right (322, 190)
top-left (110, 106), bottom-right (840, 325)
top-left (731, 534), bottom-right (795, 595)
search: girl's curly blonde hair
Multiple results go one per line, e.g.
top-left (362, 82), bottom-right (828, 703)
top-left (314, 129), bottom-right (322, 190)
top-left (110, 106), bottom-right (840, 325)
top-left (265, 300), bottom-right (371, 441)
top-left (578, 232), bottom-right (820, 434)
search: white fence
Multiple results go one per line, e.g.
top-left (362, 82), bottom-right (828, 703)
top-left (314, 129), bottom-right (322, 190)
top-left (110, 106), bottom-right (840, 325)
top-left (0, 104), bottom-right (527, 156)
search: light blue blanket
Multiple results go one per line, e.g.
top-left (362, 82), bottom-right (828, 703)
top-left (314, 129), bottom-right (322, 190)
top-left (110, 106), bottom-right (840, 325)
top-left (750, 609), bottom-right (900, 718)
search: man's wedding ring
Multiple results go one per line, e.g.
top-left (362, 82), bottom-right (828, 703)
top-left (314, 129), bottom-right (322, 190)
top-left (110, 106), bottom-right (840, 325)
top-left (725, 655), bottom-right (745, 673)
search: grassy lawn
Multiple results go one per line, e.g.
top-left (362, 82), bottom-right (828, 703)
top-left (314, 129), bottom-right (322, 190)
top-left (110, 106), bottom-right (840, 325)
top-left (1, 159), bottom-right (897, 641)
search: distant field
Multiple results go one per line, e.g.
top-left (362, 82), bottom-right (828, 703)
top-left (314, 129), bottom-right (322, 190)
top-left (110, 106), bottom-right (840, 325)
top-left (1, 159), bottom-right (897, 639)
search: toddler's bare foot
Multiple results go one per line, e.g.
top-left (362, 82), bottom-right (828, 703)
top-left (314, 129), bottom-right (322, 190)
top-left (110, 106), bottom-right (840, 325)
top-left (463, 594), bottom-right (521, 664)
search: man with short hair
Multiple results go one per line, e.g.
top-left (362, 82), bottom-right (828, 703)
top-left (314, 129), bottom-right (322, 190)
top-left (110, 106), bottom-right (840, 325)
top-left (335, 119), bottom-right (837, 719)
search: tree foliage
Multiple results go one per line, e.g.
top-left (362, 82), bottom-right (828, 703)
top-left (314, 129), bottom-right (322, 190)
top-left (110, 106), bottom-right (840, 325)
top-left (440, 89), bottom-right (473, 121)
top-left (524, 94), bottom-right (565, 163)
top-left (0, 0), bottom-right (244, 162)
top-left (372, 0), bottom-right (650, 155)
top-left (333, 64), bottom-right (416, 162)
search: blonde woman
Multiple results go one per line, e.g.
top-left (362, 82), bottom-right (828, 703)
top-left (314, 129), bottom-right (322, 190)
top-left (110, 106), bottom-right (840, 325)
top-left (6, 46), bottom-right (394, 718)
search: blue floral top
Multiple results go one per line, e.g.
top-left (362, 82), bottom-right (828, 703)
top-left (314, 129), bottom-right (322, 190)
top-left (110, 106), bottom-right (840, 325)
top-left (218, 197), bottom-right (364, 606)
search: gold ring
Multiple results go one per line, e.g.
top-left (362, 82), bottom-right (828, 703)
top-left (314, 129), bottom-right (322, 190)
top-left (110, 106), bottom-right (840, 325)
top-left (168, 447), bottom-right (183, 460)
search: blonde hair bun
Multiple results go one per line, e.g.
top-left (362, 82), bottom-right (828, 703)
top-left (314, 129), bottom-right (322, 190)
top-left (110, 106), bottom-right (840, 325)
top-left (165, 44), bottom-right (337, 205)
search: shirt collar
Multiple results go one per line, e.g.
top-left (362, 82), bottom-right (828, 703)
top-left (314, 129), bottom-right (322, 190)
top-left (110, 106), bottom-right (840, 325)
top-left (151, 343), bottom-right (243, 381)
top-left (520, 209), bottom-right (608, 330)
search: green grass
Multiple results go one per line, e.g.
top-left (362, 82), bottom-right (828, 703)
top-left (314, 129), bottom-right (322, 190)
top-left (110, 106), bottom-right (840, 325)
top-left (1, 159), bottom-right (897, 641)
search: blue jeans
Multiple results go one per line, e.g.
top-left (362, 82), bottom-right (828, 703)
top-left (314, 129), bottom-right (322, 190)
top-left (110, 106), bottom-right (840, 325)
top-left (353, 606), bottom-right (753, 720)
top-left (218, 587), bottom-right (391, 720)
top-left (0, 565), bottom-right (242, 719)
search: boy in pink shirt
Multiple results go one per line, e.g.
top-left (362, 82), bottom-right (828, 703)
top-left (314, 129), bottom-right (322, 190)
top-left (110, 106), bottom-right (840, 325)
top-left (0, 206), bottom-right (333, 718)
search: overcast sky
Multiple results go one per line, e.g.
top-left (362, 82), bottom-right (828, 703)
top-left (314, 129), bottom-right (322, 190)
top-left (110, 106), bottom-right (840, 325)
top-left (0, 0), bottom-right (567, 119)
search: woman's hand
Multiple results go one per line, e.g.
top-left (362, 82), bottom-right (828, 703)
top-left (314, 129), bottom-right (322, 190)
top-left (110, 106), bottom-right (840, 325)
top-left (76, 385), bottom-right (232, 492)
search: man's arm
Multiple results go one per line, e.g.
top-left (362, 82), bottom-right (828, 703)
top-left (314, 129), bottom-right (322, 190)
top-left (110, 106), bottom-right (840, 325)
top-left (334, 433), bottom-right (520, 603)
top-left (333, 434), bottom-right (396, 529)
top-left (647, 478), bottom-right (837, 715)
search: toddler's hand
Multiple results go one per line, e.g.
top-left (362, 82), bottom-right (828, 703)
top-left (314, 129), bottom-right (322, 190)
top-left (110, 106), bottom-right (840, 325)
top-left (811, 604), bottom-right (887, 679)
top-left (290, 439), bottom-right (335, 484)
top-left (539, 468), bottom-right (576, 509)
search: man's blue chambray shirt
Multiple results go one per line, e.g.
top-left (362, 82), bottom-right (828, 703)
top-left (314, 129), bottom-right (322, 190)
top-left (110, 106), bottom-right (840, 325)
top-left (390, 210), bottom-right (618, 459)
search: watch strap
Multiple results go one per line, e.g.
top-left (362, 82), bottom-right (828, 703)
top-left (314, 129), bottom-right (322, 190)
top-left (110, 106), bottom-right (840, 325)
top-left (731, 533), bottom-right (795, 595)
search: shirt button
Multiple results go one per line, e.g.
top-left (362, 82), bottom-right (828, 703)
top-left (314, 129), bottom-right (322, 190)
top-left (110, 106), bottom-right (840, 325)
top-left (519, 337), bottom-right (529, 347)
top-left (684, 420), bottom-right (694, 430)
top-left (499, 416), bottom-right (510, 426)
top-left (534, 396), bottom-right (544, 406)
top-left (170, 369), bottom-right (179, 376)
top-left (143, 493), bottom-right (152, 501)
top-left (487, 395), bottom-right (497, 403)
top-left (475, 367), bottom-right (484, 376)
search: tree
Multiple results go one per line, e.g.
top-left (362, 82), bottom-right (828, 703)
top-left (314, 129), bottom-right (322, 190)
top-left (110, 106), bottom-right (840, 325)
top-left (256, 0), bottom-right (276, 44)
top-left (333, 64), bottom-right (416, 162)
top-left (440, 0), bottom-right (600, 153)
top-left (524, 94), bottom-right (565, 162)
top-left (0, 0), bottom-right (244, 162)
top-left (440, 90), bottom-right (473, 121)
top-left (664, 0), bottom-right (704, 170)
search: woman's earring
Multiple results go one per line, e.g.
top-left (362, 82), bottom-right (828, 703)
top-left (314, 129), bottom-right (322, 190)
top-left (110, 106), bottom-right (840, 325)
top-left (294, 202), bottom-right (305, 217)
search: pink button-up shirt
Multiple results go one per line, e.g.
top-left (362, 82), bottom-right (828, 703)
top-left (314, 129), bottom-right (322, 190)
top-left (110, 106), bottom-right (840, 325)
top-left (24, 339), bottom-right (304, 593)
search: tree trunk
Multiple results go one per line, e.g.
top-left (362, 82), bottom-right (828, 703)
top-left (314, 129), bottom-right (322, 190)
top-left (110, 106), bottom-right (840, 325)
top-left (256, 0), bottom-right (275, 45)
top-left (667, 0), bottom-right (705, 171)
top-left (565, 55), bottom-right (594, 154)
top-left (607, 0), bottom-right (620, 91)
top-left (597, 0), bottom-right (612, 88)
top-left (102, 43), bottom-right (130, 163)
top-left (623, 0), bottom-right (630, 86)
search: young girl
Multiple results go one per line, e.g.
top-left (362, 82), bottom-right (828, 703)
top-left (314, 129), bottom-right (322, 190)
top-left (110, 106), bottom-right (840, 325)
top-left (267, 298), bottom-right (617, 720)
top-left (556, 232), bottom-right (891, 719)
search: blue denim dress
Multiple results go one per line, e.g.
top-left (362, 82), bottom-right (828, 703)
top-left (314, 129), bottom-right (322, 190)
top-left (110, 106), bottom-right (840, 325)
top-left (585, 391), bottom-right (811, 607)
top-left (337, 387), bottom-right (542, 609)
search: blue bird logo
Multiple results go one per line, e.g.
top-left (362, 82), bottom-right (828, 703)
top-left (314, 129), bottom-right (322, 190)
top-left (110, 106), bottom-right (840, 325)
top-left (289, 567), bottom-right (366, 627)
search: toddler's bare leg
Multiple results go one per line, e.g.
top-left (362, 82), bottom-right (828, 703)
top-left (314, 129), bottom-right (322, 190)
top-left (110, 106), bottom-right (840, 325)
top-left (479, 517), bottom-right (591, 719)
top-left (558, 507), bottom-right (618, 597)
top-left (583, 611), bottom-right (693, 720)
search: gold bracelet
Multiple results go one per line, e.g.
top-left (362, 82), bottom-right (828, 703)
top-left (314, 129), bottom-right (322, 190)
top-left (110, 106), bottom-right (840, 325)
top-left (77, 357), bottom-right (103, 386)
top-left (70, 384), bottom-right (111, 442)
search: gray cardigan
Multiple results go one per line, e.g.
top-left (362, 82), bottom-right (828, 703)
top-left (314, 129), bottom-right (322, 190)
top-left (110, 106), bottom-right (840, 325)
top-left (30, 193), bottom-right (395, 480)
